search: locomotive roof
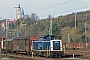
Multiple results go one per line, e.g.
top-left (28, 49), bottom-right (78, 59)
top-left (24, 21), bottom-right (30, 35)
top-left (44, 34), bottom-right (55, 37)
top-left (40, 35), bottom-right (55, 38)
top-left (39, 35), bottom-right (55, 41)
top-left (44, 35), bottom-right (55, 37)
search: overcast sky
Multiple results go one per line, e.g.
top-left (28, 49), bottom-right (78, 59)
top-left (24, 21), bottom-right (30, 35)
top-left (1, 0), bottom-right (90, 19)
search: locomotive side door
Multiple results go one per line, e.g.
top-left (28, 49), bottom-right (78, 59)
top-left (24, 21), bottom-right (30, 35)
top-left (38, 42), bottom-right (42, 50)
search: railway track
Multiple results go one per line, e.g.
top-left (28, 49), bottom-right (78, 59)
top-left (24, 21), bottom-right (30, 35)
top-left (1, 50), bottom-right (90, 60)
top-left (0, 53), bottom-right (85, 60)
top-left (65, 50), bottom-right (90, 59)
top-left (65, 50), bottom-right (90, 55)
top-left (1, 53), bottom-right (76, 60)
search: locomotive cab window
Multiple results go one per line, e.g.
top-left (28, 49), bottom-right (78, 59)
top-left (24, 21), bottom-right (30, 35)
top-left (53, 41), bottom-right (60, 50)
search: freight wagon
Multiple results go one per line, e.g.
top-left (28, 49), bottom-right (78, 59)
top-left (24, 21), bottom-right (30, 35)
top-left (12, 36), bottom-right (39, 55)
top-left (32, 35), bottom-right (64, 58)
top-left (0, 36), bottom-right (39, 55)
top-left (2, 39), bottom-right (13, 53)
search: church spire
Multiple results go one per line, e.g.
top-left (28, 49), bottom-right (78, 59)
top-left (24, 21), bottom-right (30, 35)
top-left (21, 7), bottom-right (24, 15)
top-left (18, 3), bottom-right (21, 8)
top-left (16, 3), bottom-right (21, 19)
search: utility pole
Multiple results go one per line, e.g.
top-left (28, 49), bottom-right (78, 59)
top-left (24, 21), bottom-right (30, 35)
top-left (14, 7), bottom-right (18, 37)
top-left (83, 11), bottom-right (87, 49)
top-left (0, 2), bottom-right (1, 59)
top-left (0, 1), bottom-right (1, 38)
top-left (48, 15), bottom-right (52, 35)
top-left (25, 24), bottom-right (26, 37)
top-left (74, 12), bottom-right (77, 43)
top-left (5, 19), bottom-right (8, 57)
top-left (49, 15), bottom-right (52, 35)
top-left (75, 13), bottom-right (76, 29)
top-left (85, 11), bottom-right (87, 49)
top-left (68, 33), bottom-right (70, 43)
top-left (23, 24), bottom-right (27, 37)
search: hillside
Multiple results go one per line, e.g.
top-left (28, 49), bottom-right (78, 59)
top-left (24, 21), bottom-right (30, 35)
top-left (0, 10), bottom-right (90, 43)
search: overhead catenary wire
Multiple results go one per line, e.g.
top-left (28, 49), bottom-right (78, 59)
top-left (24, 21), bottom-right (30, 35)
top-left (39, 5), bottom-right (90, 18)
top-left (3, 0), bottom-right (74, 19)
top-left (27, 0), bottom-right (74, 13)
top-left (53, 5), bottom-right (90, 15)
top-left (56, 6), bottom-right (89, 14)
top-left (5, 0), bottom-right (90, 20)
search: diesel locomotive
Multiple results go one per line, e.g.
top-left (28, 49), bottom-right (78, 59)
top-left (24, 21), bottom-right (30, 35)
top-left (32, 35), bottom-right (64, 57)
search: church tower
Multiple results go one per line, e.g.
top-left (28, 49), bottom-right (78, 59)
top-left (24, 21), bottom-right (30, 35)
top-left (16, 4), bottom-right (21, 19)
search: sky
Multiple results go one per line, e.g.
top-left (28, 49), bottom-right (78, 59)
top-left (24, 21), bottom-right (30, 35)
top-left (0, 0), bottom-right (90, 20)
